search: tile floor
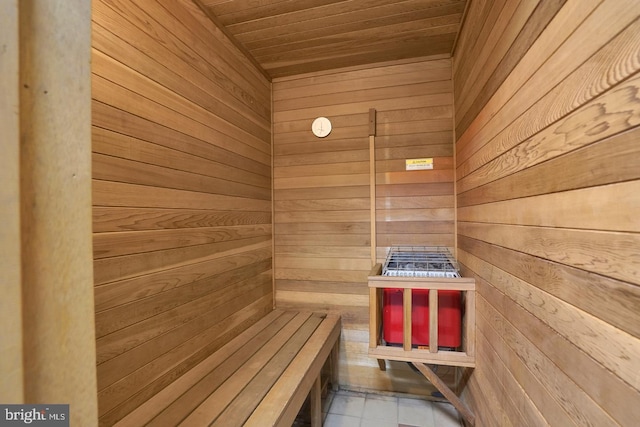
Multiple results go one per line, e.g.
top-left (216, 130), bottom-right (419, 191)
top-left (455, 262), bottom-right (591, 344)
top-left (322, 389), bottom-right (463, 427)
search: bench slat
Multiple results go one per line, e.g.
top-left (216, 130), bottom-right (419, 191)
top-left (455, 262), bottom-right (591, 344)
top-left (115, 310), bottom-right (290, 426)
top-left (114, 310), bottom-right (340, 427)
top-left (178, 312), bottom-right (315, 426)
top-left (148, 310), bottom-right (303, 426)
top-left (210, 314), bottom-right (324, 426)
top-left (244, 314), bottom-right (341, 427)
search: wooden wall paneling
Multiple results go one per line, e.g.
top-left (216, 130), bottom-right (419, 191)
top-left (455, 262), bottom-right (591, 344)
top-left (274, 63), bottom-right (452, 102)
top-left (451, 0), bottom-right (502, 82)
top-left (94, 243), bottom-right (272, 312)
top-left (458, 235), bottom-right (640, 340)
top-left (96, 272), bottom-right (271, 380)
top-left (455, 0), bottom-right (590, 160)
top-left (462, 362), bottom-right (507, 427)
top-left (474, 328), bottom-right (548, 427)
top-left (92, 0), bottom-right (272, 423)
top-left (176, 0), bottom-right (272, 87)
top-left (92, 63), bottom-right (270, 165)
top-left (98, 294), bottom-right (272, 426)
top-left (455, 0), bottom-right (569, 136)
top-left (274, 93), bottom-right (453, 123)
top-left (273, 57), bottom-right (456, 394)
top-left (459, 221), bottom-right (640, 284)
top-left (480, 287), bottom-right (618, 426)
top-left (458, 181), bottom-right (640, 232)
top-left (93, 206), bottom-right (271, 233)
top-left (468, 262), bottom-right (640, 426)
top-left (455, 0), bottom-right (629, 168)
top-left (92, 101), bottom-right (270, 177)
top-left (93, 152), bottom-right (270, 200)
top-left (459, 239), bottom-right (640, 389)
top-left (95, 250), bottom-right (273, 337)
top-left (92, 127), bottom-right (270, 189)
top-left (457, 22), bottom-right (640, 186)
top-left (94, 235), bottom-right (271, 285)
top-left (474, 299), bottom-right (574, 427)
top-left (92, 1), bottom-right (270, 125)
top-left (454, 0), bottom-right (527, 109)
top-left (93, 181), bottom-right (271, 212)
top-left (275, 81), bottom-right (452, 113)
top-left (457, 126), bottom-right (640, 208)
top-left (454, 0), bottom-right (640, 425)
top-left (94, 225), bottom-right (271, 260)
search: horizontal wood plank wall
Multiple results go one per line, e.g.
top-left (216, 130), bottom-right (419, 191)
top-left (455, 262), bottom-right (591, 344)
top-left (273, 57), bottom-right (456, 394)
top-left (91, 0), bottom-right (272, 424)
top-left (453, 0), bottom-right (640, 425)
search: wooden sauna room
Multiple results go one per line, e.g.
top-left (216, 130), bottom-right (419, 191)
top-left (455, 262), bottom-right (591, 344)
top-left (2, 0), bottom-right (640, 426)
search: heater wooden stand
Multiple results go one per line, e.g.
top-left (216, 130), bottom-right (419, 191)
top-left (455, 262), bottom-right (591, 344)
top-left (368, 264), bottom-right (476, 426)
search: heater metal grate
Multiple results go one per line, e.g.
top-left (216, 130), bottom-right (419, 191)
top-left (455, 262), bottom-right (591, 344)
top-left (382, 246), bottom-right (460, 278)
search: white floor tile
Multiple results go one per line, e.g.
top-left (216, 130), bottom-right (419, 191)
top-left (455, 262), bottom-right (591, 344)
top-left (398, 397), bottom-right (435, 427)
top-left (362, 394), bottom-right (398, 424)
top-left (432, 402), bottom-right (462, 427)
top-left (322, 390), bottom-right (459, 427)
top-left (329, 392), bottom-right (366, 418)
top-left (360, 417), bottom-right (401, 427)
top-left (323, 413), bottom-right (362, 427)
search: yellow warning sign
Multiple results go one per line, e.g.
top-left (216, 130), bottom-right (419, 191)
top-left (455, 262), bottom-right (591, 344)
top-left (405, 158), bottom-right (433, 170)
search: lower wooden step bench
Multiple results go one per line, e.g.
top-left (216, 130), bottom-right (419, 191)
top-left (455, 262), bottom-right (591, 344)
top-left (114, 310), bottom-right (340, 427)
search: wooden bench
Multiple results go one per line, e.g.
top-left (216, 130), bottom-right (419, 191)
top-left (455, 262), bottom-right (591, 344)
top-left (114, 310), bottom-right (341, 427)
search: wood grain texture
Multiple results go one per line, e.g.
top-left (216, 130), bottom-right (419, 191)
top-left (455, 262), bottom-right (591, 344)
top-left (201, 0), bottom-right (467, 77)
top-left (454, 1), bottom-right (640, 425)
top-left (111, 310), bottom-right (340, 427)
top-left (92, 0), bottom-right (272, 423)
top-left (273, 58), bottom-right (456, 394)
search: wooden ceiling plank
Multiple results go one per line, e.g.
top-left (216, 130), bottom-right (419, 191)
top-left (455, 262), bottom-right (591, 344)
top-left (247, 13), bottom-right (462, 52)
top-left (228, 1), bottom-right (465, 37)
top-left (265, 37), bottom-right (455, 77)
top-left (260, 33), bottom-right (455, 67)
top-left (214, 0), bottom-right (346, 25)
top-left (197, 0), bottom-right (468, 78)
top-left (252, 24), bottom-right (459, 63)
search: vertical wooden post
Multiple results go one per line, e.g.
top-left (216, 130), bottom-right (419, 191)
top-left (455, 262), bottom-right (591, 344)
top-left (403, 289), bottom-right (412, 351)
top-left (0, 0), bottom-right (24, 404)
top-left (369, 287), bottom-right (378, 349)
top-left (369, 108), bottom-right (377, 265)
top-left (331, 338), bottom-right (340, 390)
top-left (310, 375), bottom-right (322, 426)
top-left (19, 0), bottom-right (98, 424)
top-left (429, 290), bottom-right (439, 353)
top-left (465, 290), bottom-right (476, 358)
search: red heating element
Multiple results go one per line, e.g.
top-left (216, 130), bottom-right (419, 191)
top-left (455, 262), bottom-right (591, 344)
top-left (382, 288), bottom-right (461, 348)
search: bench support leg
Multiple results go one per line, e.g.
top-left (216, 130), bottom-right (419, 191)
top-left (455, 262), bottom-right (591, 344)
top-left (310, 375), bottom-right (322, 427)
top-left (331, 339), bottom-right (340, 390)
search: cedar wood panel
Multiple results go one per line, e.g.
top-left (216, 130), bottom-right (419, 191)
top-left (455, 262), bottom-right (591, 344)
top-left (86, 0), bottom-right (640, 424)
top-left (453, 0), bottom-right (640, 425)
top-left (91, 0), bottom-right (272, 423)
top-left (272, 57), bottom-right (457, 394)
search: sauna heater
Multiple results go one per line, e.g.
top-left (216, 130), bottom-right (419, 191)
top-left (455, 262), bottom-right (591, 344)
top-left (381, 246), bottom-right (462, 348)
